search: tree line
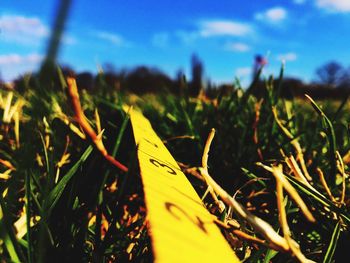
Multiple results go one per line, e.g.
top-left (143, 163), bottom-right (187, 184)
top-left (2, 55), bottom-right (350, 100)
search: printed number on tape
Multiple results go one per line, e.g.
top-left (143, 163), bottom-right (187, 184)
top-left (126, 106), bottom-right (240, 263)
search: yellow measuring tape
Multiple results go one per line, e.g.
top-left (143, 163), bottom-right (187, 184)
top-left (126, 106), bottom-right (240, 263)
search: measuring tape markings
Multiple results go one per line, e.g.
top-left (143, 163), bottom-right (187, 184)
top-left (126, 106), bottom-right (240, 263)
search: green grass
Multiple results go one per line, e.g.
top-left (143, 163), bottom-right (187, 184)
top-left (1, 68), bottom-right (350, 262)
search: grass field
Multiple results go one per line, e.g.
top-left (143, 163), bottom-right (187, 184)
top-left (0, 67), bottom-right (350, 262)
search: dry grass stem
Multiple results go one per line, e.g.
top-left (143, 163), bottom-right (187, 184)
top-left (276, 180), bottom-right (315, 263)
top-left (286, 155), bottom-right (313, 189)
top-left (200, 167), bottom-right (290, 252)
top-left (336, 151), bottom-right (346, 204)
top-left (272, 107), bottom-right (312, 181)
top-left (0, 91), bottom-right (24, 148)
top-left (214, 218), bottom-right (289, 252)
top-left (67, 77), bottom-right (128, 172)
top-left (0, 169), bottom-right (11, 180)
top-left (258, 163), bottom-right (315, 223)
top-left (294, 142), bottom-right (312, 182)
top-left (182, 167), bottom-right (206, 182)
top-left (55, 136), bottom-right (71, 183)
top-left (272, 106), bottom-right (293, 139)
top-left (233, 178), bottom-right (269, 199)
top-left (52, 100), bottom-right (87, 139)
top-left (202, 128), bottom-right (216, 171)
top-left (162, 135), bottom-right (195, 144)
top-left (14, 111), bottom-right (20, 147)
top-left (253, 99), bottom-right (264, 160)
top-left (2, 92), bottom-right (13, 123)
top-left (0, 159), bottom-right (15, 170)
top-left (200, 129), bottom-right (291, 252)
top-left (316, 168), bottom-right (337, 203)
top-left (201, 128), bottom-right (226, 212)
top-left (94, 108), bottom-right (102, 135)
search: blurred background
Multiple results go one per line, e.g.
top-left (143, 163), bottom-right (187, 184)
top-left (1, 2), bottom-right (350, 262)
top-left (1, 0), bottom-right (350, 89)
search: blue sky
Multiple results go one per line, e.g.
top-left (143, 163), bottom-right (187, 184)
top-left (1, 0), bottom-right (350, 87)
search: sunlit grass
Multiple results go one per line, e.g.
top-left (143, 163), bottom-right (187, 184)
top-left (0, 67), bottom-right (350, 262)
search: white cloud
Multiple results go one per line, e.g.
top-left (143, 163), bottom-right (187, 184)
top-left (0, 15), bottom-right (49, 44)
top-left (151, 32), bottom-right (169, 48)
top-left (199, 20), bottom-right (253, 37)
top-left (175, 30), bottom-right (199, 44)
top-left (93, 31), bottom-right (128, 46)
top-left (277, 52), bottom-right (297, 62)
top-left (316, 0), bottom-right (350, 12)
top-left (255, 7), bottom-right (287, 23)
top-left (224, 42), bottom-right (250, 52)
top-left (235, 67), bottom-right (252, 77)
top-left (0, 53), bottom-right (43, 65)
top-left (0, 53), bottom-right (43, 81)
top-left (0, 14), bottom-right (77, 46)
top-left (0, 53), bottom-right (43, 66)
top-left (174, 19), bottom-right (253, 46)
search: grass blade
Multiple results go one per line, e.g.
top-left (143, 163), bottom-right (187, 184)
top-left (0, 196), bottom-right (23, 262)
top-left (274, 62), bottom-right (285, 103)
top-left (98, 108), bottom-right (130, 201)
top-left (111, 110), bottom-right (130, 157)
top-left (57, 66), bottom-right (68, 90)
top-left (39, 132), bottom-right (50, 179)
top-left (305, 94), bottom-right (337, 184)
top-left (286, 174), bottom-right (334, 208)
top-left (180, 99), bottom-right (196, 137)
top-left (95, 110), bottom-right (130, 246)
top-left (263, 248), bottom-right (278, 263)
top-left (45, 145), bottom-right (93, 215)
top-left (286, 174), bottom-right (350, 224)
top-left (323, 221), bottom-right (341, 263)
top-left (25, 171), bottom-right (33, 263)
top-left (241, 167), bottom-right (267, 188)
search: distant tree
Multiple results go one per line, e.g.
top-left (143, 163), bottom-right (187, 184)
top-left (277, 77), bottom-right (304, 99)
top-left (125, 66), bottom-right (173, 93)
top-left (76, 72), bottom-right (94, 91)
top-left (338, 67), bottom-right (350, 89)
top-left (189, 54), bottom-right (204, 97)
top-left (315, 61), bottom-right (347, 87)
top-left (101, 64), bottom-right (128, 92)
top-left (175, 70), bottom-right (187, 95)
